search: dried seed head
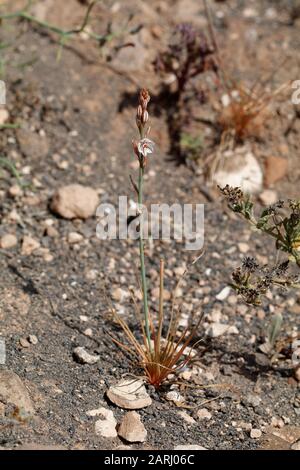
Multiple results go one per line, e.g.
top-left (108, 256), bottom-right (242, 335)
top-left (219, 185), bottom-right (244, 206)
top-left (242, 257), bottom-right (259, 273)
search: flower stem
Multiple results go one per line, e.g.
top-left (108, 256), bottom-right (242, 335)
top-left (138, 165), bottom-right (152, 352)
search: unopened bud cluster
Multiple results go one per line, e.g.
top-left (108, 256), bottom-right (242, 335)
top-left (136, 88), bottom-right (150, 134)
top-left (133, 89), bottom-right (155, 168)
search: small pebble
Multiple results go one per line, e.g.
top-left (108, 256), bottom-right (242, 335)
top-left (117, 411), bottom-right (147, 443)
top-left (8, 185), bottom-right (23, 198)
top-left (216, 286), bottom-right (231, 301)
top-left (21, 236), bottom-right (40, 256)
top-left (67, 232), bottom-right (83, 244)
top-left (238, 243), bottom-right (250, 254)
top-left (0, 234), bottom-right (17, 249)
top-left (250, 429), bottom-right (262, 439)
top-left (197, 408), bottom-right (212, 421)
top-left (28, 335), bottom-right (38, 345)
top-left (73, 346), bottom-right (99, 365)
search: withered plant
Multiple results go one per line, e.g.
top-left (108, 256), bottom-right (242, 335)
top-left (157, 1), bottom-right (291, 173)
top-left (231, 257), bottom-right (299, 307)
top-left (110, 89), bottom-right (202, 388)
top-left (202, 0), bottom-right (291, 143)
top-left (220, 185), bottom-right (300, 364)
top-left (219, 185), bottom-right (300, 267)
top-left (231, 257), bottom-right (300, 363)
top-left (216, 80), bottom-right (290, 143)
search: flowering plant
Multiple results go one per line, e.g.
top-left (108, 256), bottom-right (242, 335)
top-left (110, 89), bottom-right (202, 388)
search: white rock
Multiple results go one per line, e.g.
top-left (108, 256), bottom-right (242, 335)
top-left (8, 185), bottom-right (23, 198)
top-left (178, 411), bottom-right (196, 425)
top-left (84, 328), bottom-right (93, 337)
top-left (111, 287), bottom-right (129, 302)
top-left (174, 445), bottom-right (207, 450)
top-left (174, 266), bottom-right (186, 277)
top-left (216, 286), bottom-right (231, 301)
top-left (197, 408), bottom-right (212, 420)
top-left (73, 346), bottom-right (99, 365)
top-left (21, 236), bottom-right (40, 256)
top-left (208, 323), bottom-right (238, 337)
top-left (166, 391), bottom-right (184, 404)
top-left (50, 184), bottom-right (99, 219)
top-left (107, 379), bottom-right (152, 409)
top-left (213, 150), bottom-right (263, 194)
top-left (117, 411), bottom-right (147, 442)
top-left (86, 408), bottom-right (106, 417)
top-left (94, 407), bottom-right (117, 438)
top-left (67, 232), bottom-right (83, 244)
top-left (238, 243), bottom-right (250, 254)
top-left (28, 335), bottom-right (38, 345)
top-left (221, 94), bottom-right (231, 107)
top-left (243, 7), bottom-right (258, 18)
top-left (291, 440), bottom-right (300, 450)
top-left (0, 234), bottom-right (17, 249)
top-left (181, 370), bottom-right (192, 381)
top-left (85, 269), bottom-right (98, 281)
top-left (250, 428), bottom-right (262, 439)
top-left (227, 325), bottom-right (239, 335)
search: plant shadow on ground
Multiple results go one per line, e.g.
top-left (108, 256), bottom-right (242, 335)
top-left (7, 264), bottom-right (40, 296)
top-left (198, 338), bottom-right (294, 382)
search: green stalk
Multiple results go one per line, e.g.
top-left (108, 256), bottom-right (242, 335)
top-left (138, 165), bottom-right (152, 352)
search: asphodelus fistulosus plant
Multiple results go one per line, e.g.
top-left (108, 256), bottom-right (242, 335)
top-left (108, 89), bottom-right (203, 388)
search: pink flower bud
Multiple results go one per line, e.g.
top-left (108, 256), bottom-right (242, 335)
top-left (136, 105), bottom-right (143, 119)
top-left (139, 88), bottom-right (150, 110)
top-left (141, 110), bottom-right (149, 125)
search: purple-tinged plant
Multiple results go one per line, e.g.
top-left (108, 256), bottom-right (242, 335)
top-left (154, 22), bottom-right (217, 97)
top-left (154, 22), bottom-right (218, 163)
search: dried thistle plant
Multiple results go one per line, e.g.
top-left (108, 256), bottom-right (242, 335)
top-left (231, 257), bottom-right (299, 306)
top-left (110, 89), bottom-right (202, 388)
top-left (219, 185), bottom-right (300, 267)
top-left (220, 185), bottom-right (300, 361)
top-left (231, 256), bottom-right (300, 362)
